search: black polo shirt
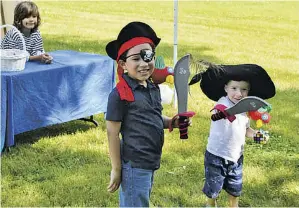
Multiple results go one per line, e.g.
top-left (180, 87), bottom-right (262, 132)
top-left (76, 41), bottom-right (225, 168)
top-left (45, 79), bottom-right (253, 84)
top-left (106, 74), bottom-right (164, 170)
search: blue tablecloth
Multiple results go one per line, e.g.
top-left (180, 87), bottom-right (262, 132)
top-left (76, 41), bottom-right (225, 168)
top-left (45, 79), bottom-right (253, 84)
top-left (1, 50), bottom-right (115, 152)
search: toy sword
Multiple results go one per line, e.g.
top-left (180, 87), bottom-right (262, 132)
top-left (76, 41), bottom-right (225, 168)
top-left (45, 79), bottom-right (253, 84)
top-left (211, 96), bottom-right (270, 122)
top-left (169, 54), bottom-right (195, 139)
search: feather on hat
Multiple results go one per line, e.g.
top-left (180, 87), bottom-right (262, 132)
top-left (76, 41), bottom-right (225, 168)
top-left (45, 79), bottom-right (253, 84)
top-left (189, 63), bottom-right (276, 101)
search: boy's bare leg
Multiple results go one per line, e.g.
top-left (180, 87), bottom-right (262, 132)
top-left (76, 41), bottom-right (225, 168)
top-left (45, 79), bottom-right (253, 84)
top-left (228, 194), bottom-right (238, 207)
top-left (206, 197), bottom-right (217, 207)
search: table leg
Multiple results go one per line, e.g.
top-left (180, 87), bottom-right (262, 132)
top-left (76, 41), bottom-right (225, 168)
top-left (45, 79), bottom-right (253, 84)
top-left (78, 115), bottom-right (98, 127)
top-left (1, 146), bottom-right (11, 154)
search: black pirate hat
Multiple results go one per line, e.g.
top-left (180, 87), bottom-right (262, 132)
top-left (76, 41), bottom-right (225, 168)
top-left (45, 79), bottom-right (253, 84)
top-left (189, 63), bottom-right (276, 101)
top-left (106, 21), bottom-right (161, 61)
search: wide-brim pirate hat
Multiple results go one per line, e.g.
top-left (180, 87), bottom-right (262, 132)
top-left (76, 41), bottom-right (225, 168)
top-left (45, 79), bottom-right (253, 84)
top-left (189, 63), bottom-right (276, 101)
top-left (106, 21), bottom-right (161, 60)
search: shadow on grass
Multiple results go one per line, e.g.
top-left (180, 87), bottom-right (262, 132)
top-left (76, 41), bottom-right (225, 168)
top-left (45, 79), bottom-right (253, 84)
top-left (242, 88), bottom-right (299, 207)
top-left (1, 143), bottom-right (118, 207)
top-left (12, 113), bottom-right (106, 148)
top-left (242, 87), bottom-right (299, 207)
top-left (242, 170), bottom-right (299, 206)
top-left (14, 119), bottom-right (95, 145)
top-left (268, 88), bottom-right (299, 141)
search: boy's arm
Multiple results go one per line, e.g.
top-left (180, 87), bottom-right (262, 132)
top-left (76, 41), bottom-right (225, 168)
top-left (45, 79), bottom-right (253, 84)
top-left (163, 115), bottom-right (180, 129)
top-left (162, 115), bottom-right (172, 129)
top-left (162, 115), bottom-right (192, 129)
top-left (106, 120), bottom-right (122, 193)
top-left (246, 127), bottom-right (257, 138)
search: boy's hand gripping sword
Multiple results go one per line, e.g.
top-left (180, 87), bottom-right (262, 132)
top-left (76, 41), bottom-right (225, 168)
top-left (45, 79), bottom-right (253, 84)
top-left (169, 54), bottom-right (196, 139)
top-left (211, 96), bottom-right (270, 122)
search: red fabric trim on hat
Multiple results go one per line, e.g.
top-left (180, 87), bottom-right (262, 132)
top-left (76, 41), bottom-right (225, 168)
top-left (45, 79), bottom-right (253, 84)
top-left (116, 37), bottom-right (153, 61)
top-left (116, 65), bottom-right (134, 102)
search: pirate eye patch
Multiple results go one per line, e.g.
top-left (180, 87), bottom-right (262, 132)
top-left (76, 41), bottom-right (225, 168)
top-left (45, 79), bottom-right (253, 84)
top-left (126, 49), bottom-right (155, 63)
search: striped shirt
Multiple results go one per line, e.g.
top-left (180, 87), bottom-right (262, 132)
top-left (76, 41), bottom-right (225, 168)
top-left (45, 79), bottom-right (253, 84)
top-left (1, 29), bottom-right (45, 56)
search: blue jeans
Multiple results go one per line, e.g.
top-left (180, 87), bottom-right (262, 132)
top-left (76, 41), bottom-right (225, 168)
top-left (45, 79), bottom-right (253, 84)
top-left (119, 161), bottom-right (155, 207)
top-left (202, 151), bottom-right (243, 198)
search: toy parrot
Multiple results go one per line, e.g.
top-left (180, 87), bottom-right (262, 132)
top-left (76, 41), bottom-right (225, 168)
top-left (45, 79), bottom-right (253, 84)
top-left (248, 105), bottom-right (272, 144)
top-left (248, 105), bottom-right (272, 128)
top-left (151, 56), bottom-right (174, 84)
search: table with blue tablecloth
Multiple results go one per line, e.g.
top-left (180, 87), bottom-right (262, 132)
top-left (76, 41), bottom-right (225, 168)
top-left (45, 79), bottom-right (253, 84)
top-left (1, 50), bottom-right (115, 152)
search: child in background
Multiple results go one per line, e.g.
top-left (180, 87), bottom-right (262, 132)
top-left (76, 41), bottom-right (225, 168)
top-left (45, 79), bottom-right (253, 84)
top-left (105, 21), bottom-right (191, 207)
top-left (1, 1), bottom-right (52, 63)
top-left (189, 63), bottom-right (275, 207)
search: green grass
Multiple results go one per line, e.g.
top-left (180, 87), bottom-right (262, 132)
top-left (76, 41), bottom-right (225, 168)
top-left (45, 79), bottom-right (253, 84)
top-left (1, 1), bottom-right (299, 207)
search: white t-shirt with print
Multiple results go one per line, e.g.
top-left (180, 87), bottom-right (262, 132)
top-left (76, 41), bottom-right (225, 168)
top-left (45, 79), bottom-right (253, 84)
top-left (207, 96), bottom-right (250, 163)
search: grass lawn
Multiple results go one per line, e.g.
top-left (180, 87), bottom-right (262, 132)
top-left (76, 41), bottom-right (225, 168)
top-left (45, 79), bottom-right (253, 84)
top-left (1, 1), bottom-right (299, 207)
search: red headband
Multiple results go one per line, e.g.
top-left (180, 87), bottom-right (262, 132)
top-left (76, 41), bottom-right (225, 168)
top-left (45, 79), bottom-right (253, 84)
top-left (116, 37), bottom-right (154, 61)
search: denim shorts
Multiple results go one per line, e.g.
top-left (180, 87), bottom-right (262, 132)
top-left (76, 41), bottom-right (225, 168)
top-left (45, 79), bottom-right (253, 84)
top-left (202, 151), bottom-right (243, 198)
top-left (119, 160), bottom-right (155, 207)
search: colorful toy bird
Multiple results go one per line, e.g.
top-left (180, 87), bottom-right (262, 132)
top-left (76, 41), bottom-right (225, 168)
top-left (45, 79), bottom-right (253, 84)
top-left (248, 105), bottom-right (272, 128)
top-left (248, 105), bottom-right (272, 144)
top-left (151, 56), bottom-right (174, 84)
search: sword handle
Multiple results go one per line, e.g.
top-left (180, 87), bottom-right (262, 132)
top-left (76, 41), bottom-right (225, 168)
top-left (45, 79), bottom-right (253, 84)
top-left (178, 111), bottom-right (195, 139)
top-left (179, 116), bottom-right (189, 139)
top-left (168, 111), bottom-right (196, 139)
top-left (211, 112), bottom-right (226, 121)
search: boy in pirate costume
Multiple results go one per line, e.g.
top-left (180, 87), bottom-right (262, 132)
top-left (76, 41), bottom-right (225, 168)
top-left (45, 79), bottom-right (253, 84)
top-left (189, 63), bottom-right (275, 207)
top-left (105, 21), bottom-right (191, 207)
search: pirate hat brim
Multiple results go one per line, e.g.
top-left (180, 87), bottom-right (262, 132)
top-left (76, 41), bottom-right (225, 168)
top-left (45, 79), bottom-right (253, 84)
top-left (106, 21), bottom-right (161, 60)
top-left (106, 40), bottom-right (119, 61)
top-left (198, 64), bottom-right (276, 101)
